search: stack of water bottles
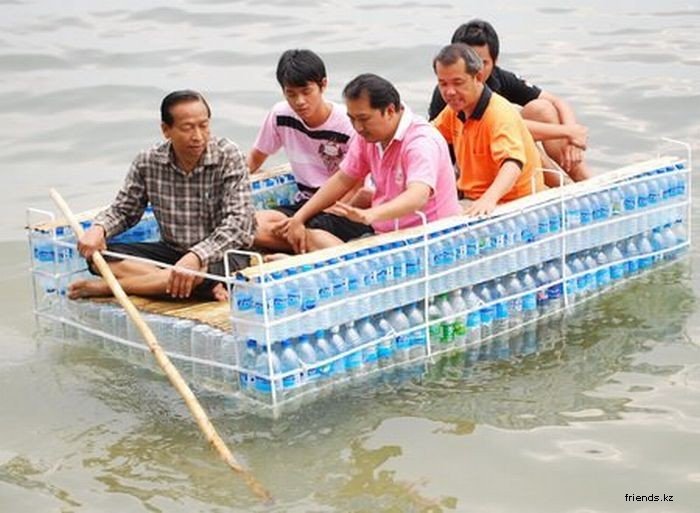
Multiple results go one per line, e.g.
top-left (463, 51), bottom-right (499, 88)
top-left (229, 159), bottom-right (690, 406)
top-left (108, 205), bottom-right (160, 244)
top-left (30, 206), bottom-right (162, 316)
top-left (251, 173), bottom-right (298, 210)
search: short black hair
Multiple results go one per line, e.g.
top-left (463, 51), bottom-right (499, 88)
top-left (433, 43), bottom-right (483, 76)
top-left (160, 90), bottom-right (211, 126)
top-left (342, 73), bottom-right (401, 112)
top-left (451, 19), bottom-right (500, 62)
top-left (276, 49), bottom-right (327, 88)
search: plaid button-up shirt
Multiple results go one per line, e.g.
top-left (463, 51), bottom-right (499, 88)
top-left (94, 137), bottom-right (256, 265)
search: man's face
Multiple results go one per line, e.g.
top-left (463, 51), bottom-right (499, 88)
top-left (470, 44), bottom-right (494, 81)
top-left (345, 94), bottom-right (396, 145)
top-left (435, 58), bottom-right (482, 115)
top-left (283, 79), bottom-right (327, 124)
top-left (161, 100), bottom-right (210, 164)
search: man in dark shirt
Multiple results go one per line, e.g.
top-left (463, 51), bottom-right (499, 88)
top-left (429, 19), bottom-right (592, 186)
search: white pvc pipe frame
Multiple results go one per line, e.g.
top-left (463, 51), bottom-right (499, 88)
top-left (28, 141), bottom-right (693, 410)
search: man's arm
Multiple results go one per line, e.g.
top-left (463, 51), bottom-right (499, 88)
top-left (79, 158), bottom-right (148, 258)
top-left (464, 161), bottom-right (521, 217)
top-left (189, 144), bottom-right (256, 265)
top-left (285, 171), bottom-right (360, 253)
top-left (328, 182), bottom-right (430, 226)
top-left (246, 147), bottom-right (268, 174)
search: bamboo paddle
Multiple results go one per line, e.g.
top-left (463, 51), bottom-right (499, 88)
top-left (49, 189), bottom-right (272, 503)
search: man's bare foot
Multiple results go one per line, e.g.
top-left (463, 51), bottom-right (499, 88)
top-left (68, 279), bottom-right (111, 299)
top-left (211, 283), bottom-right (229, 302)
top-left (263, 253), bottom-right (291, 263)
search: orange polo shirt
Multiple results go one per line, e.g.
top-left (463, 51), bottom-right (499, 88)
top-left (433, 87), bottom-right (544, 202)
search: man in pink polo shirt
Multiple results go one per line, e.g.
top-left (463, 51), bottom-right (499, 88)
top-left (284, 73), bottom-right (461, 253)
top-left (248, 49), bottom-right (371, 254)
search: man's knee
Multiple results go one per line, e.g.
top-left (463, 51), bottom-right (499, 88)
top-left (521, 98), bottom-right (559, 124)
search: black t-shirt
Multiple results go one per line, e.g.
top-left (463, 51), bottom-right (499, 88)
top-left (428, 65), bottom-right (542, 120)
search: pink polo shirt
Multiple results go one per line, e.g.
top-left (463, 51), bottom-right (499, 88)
top-left (340, 107), bottom-right (461, 233)
top-left (252, 101), bottom-right (354, 189)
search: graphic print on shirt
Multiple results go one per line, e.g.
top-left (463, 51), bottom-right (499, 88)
top-left (275, 115), bottom-right (350, 174)
top-left (318, 139), bottom-right (345, 174)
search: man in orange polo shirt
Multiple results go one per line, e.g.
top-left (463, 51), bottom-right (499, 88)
top-left (432, 43), bottom-right (545, 216)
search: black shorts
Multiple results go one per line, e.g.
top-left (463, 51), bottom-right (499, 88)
top-left (88, 241), bottom-right (249, 300)
top-left (273, 201), bottom-right (374, 242)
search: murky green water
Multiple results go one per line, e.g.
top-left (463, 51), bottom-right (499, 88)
top-left (2, 1), bottom-right (700, 511)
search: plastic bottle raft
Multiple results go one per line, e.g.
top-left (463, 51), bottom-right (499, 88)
top-left (27, 154), bottom-right (692, 413)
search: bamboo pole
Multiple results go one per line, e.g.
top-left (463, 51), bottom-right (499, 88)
top-left (49, 189), bottom-right (272, 503)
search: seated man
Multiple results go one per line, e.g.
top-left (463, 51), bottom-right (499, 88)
top-left (429, 19), bottom-right (592, 186)
top-left (69, 90), bottom-right (256, 302)
top-left (247, 49), bottom-right (369, 255)
top-left (284, 73), bottom-right (462, 253)
top-left (432, 44), bottom-right (545, 216)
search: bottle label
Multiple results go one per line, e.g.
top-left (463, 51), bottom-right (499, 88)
top-left (236, 294), bottom-right (252, 313)
top-left (536, 290), bottom-right (549, 306)
top-left (393, 263), bottom-right (405, 280)
top-left (406, 260), bottom-right (418, 277)
top-left (363, 348), bottom-right (378, 363)
top-left (273, 296), bottom-right (287, 315)
top-left (347, 275), bottom-right (359, 292)
top-left (467, 239), bottom-right (478, 257)
top-left (318, 285), bottom-right (331, 300)
top-left (466, 312), bottom-right (480, 328)
top-left (288, 291), bottom-right (300, 310)
top-left (301, 297), bottom-right (317, 312)
top-left (440, 322), bottom-right (454, 343)
top-left (547, 284), bottom-right (563, 299)
top-left (522, 293), bottom-right (537, 311)
top-left (638, 196), bottom-right (648, 208)
top-left (283, 375), bottom-right (299, 389)
top-left (480, 307), bottom-right (494, 324)
top-left (378, 342), bottom-right (394, 358)
top-left (549, 216), bottom-right (561, 233)
top-left (580, 210), bottom-right (592, 225)
top-left (495, 303), bottom-right (509, 320)
top-left (396, 335), bottom-right (411, 350)
top-left (346, 351), bottom-right (362, 370)
top-left (611, 264), bottom-right (624, 280)
top-left (255, 377), bottom-right (272, 393)
top-left (410, 330), bottom-right (427, 347)
top-left (453, 320), bottom-right (466, 336)
top-left (333, 279), bottom-right (346, 297)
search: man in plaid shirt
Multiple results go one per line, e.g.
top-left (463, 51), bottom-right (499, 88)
top-left (69, 90), bottom-right (256, 301)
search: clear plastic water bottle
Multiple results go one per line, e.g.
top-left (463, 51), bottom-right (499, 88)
top-left (568, 254), bottom-right (587, 301)
top-left (462, 287), bottom-right (482, 346)
top-left (636, 233), bottom-right (654, 270)
top-left (375, 316), bottom-right (396, 366)
top-left (566, 197), bottom-right (581, 230)
top-left (427, 298), bottom-right (443, 348)
top-left (520, 269), bottom-right (538, 320)
top-left (636, 181), bottom-right (649, 209)
top-left (582, 252), bottom-right (599, 294)
top-left (491, 279), bottom-right (509, 336)
top-left (623, 238), bottom-right (639, 276)
top-left (403, 304), bottom-right (427, 358)
top-left (254, 343), bottom-right (281, 399)
top-left (279, 338), bottom-right (303, 396)
top-left (239, 339), bottom-right (258, 392)
top-left (610, 187), bottom-right (623, 217)
top-left (299, 264), bottom-right (319, 318)
top-left (475, 282), bottom-right (495, 341)
top-left (313, 263), bottom-right (332, 328)
top-left (296, 334), bottom-right (319, 388)
top-left (270, 271), bottom-right (288, 327)
top-left (448, 290), bottom-right (467, 346)
top-left (343, 322), bottom-right (364, 378)
top-left (544, 261), bottom-right (564, 312)
top-left (313, 329), bottom-right (335, 384)
top-left (563, 261), bottom-right (577, 305)
top-left (661, 225), bottom-right (677, 260)
top-left (387, 308), bottom-right (411, 362)
top-left (505, 273), bottom-right (524, 328)
top-left (357, 317), bottom-right (379, 373)
top-left (329, 326), bottom-right (348, 379)
top-left (605, 244), bottom-right (625, 282)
